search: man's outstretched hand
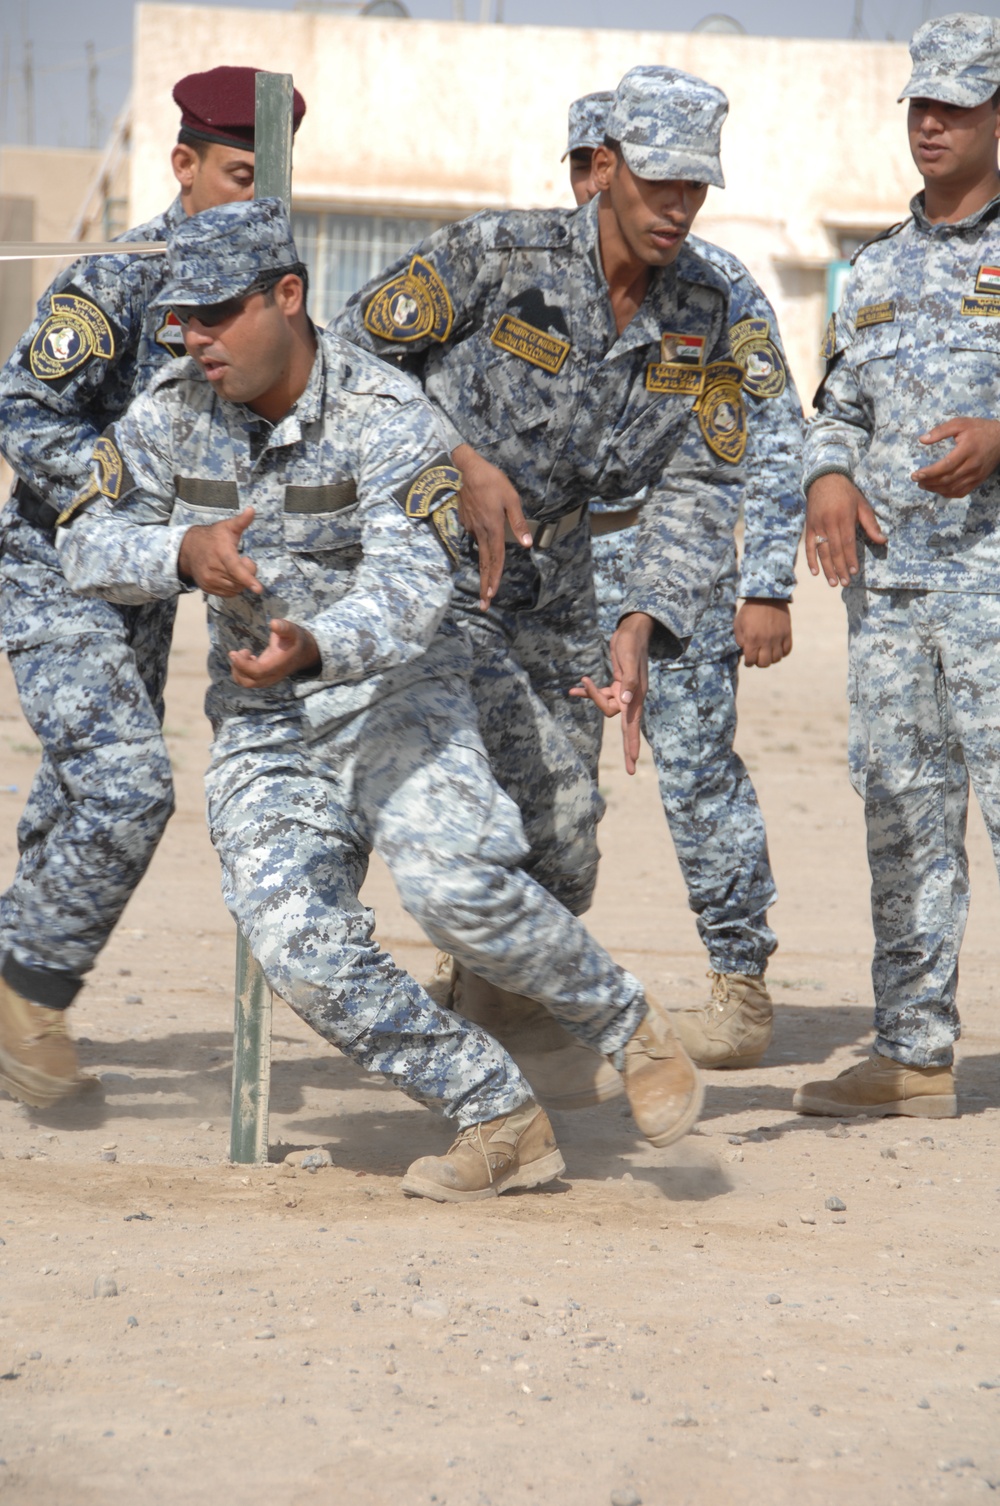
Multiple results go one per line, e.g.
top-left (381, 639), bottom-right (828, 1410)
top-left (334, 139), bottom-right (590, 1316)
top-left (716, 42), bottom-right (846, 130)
top-left (229, 619), bottom-right (321, 689)
top-left (570, 611), bottom-right (654, 775)
top-left (178, 505), bottom-right (261, 597)
top-left (805, 473), bottom-right (886, 587)
top-left (453, 443), bottom-right (532, 610)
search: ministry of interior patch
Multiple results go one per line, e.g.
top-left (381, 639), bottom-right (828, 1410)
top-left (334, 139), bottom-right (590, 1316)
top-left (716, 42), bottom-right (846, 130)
top-left (489, 313), bottom-right (571, 374)
top-left (363, 256), bottom-right (454, 344)
top-left (855, 300), bottom-right (896, 331)
top-left (56, 433), bottom-right (127, 527)
top-left (730, 316), bottom-right (787, 400)
top-left (430, 494), bottom-right (463, 565)
top-left (695, 362), bottom-right (747, 464)
top-left (154, 310), bottom-right (187, 356)
top-left (28, 292), bottom-right (115, 382)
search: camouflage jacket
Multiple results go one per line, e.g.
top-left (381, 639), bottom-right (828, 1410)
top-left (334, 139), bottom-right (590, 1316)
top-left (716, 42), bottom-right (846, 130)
top-left (56, 331), bottom-right (463, 737)
top-left (330, 196), bottom-right (747, 651)
top-left (804, 190), bottom-right (1000, 591)
top-left (0, 198), bottom-right (186, 518)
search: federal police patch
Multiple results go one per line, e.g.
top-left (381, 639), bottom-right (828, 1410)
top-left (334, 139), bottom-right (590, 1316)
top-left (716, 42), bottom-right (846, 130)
top-left (363, 256), bottom-right (454, 344)
top-left (430, 493), bottom-right (463, 566)
top-left (821, 313), bottom-right (837, 362)
top-left (401, 461), bottom-right (463, 520)
top-left (56, 432), bottom-right (129, 527)
top-left (695, 362), bottom-right (747, 465)
top-left (28, 291), bottom-right (115, 382)
top-left (730, 317), bottom-right (787, 400)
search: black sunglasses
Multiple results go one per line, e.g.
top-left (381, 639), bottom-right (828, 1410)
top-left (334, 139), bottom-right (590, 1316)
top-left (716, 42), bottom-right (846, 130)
top-left (170, 267), bottom-right (300, 329)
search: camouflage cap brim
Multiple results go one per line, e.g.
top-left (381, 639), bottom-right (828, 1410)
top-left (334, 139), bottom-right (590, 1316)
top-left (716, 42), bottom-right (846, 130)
top-left (619, 139), bottom-right (725, 189)
top-left (898, 71), bottom-right (999, 107)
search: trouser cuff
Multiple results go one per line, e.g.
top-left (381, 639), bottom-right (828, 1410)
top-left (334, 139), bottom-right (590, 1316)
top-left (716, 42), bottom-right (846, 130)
top-left (2, 954), bottom-right (82, 1009)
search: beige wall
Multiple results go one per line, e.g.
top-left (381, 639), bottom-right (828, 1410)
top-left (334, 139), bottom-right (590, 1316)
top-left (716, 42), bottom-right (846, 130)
top-left (0, 147), bottom-right (106, 309)
top-left (126, 9), bottom-right (923, 401)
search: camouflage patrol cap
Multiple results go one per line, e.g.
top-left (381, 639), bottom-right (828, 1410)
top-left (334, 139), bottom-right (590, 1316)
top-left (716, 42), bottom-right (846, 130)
top-left (899, 12), bottom-right (1000, 108)
top-left (606, 65), bottom-right (728, 188)
top-left (152, 198), bottom-right (302, 309)
top-left (561, 91), bottom-right (614, 161)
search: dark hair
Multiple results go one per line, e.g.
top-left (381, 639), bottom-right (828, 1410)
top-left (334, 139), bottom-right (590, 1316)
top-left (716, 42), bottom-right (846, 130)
top-left (258, 262), bottom-right (310, 311)
top-left (176, 128), bottom-right (210, 157)
top-left (992, 84), bottom-right (1000, 108)
top-left (603, 134), bottom-right (622, 157)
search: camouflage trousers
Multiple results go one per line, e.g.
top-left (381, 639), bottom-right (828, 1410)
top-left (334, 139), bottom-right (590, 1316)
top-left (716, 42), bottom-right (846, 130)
top-left (453, 521), bottom-right (608, 918)
top-left (592, 520), bottom-right (777, 976)
top-left (846, 586), bottom-right (1000, 1068)
top-left (0, 512), bottom-right (175, 1006)
top-left (205, 662), bottom-right (645, 1126)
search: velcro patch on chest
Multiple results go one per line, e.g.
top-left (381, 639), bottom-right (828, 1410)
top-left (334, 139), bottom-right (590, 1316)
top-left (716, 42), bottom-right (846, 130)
top-left (363, 256), bottom-right (454, 344)
top-left (961, 294), bottom-right (1000, 318)
top-left (975, 264), bottom-right (1000, 296)
top-left (175, 477), bottom-right (240, 510)
top-left (154, 310), bottom-right (187, 357)
top-left (489, 313), bottom-right (571, 374)
top-left (730, 316), bottom-right (787, 400)
top-left (399, 461), bottom-right (463, 520)
top-left (28, 292), bottom-right (115, 382)
top-left (855, 300), bottom-right (896, 331)
top-left (695, 361), bottom-right (747, 465)
top-left (284, 481), bottom-right (358, 514)
top-left (644, 363), bottom-right (705, 396)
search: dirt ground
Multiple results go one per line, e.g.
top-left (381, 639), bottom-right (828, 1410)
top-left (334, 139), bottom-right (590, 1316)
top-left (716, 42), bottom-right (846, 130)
top-left (1, 575), bottom-right (998, 1506)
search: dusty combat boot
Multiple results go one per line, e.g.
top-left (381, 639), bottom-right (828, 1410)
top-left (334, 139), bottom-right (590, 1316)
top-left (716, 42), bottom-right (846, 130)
top-left (793, 1053), bottom-right (957, 1119)
top-left (448, 961), bottom-right (625, 1112)
top-left (672, 971), bottom-right (773, 1069)
top-left (0, 976), bottom-right (82, 1108)
top-left (613, 1003), bottom-right (704, 1147)
top-left (400, 1100), bottom-right (566, 1203)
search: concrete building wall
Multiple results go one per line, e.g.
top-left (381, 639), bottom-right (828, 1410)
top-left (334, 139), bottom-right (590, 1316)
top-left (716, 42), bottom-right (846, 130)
top-left (0, 146), bottom-right (105, 310)
top-left (126, 10), bottom-right (924, 403)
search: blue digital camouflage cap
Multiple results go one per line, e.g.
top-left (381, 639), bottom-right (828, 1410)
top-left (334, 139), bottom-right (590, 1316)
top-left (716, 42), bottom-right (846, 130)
top-left (561, 91), bottom-right (614, 160)
top-left (899, 12), bottom-right (1000, 107)
top-left (152, 198), bottom-right (301, 309)
top-left (606, 65), bottom-right (728, 188)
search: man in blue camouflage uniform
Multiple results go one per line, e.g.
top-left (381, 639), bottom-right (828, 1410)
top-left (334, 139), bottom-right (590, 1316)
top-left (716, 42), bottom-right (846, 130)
top-left (57, 199), bottom-right (704, 1198)
top-left (332, 65), bottom-right (749, 1110)
top-left (0, 67), bottom-right (306, 1110)
top-left (796, 13), bottom-right (1000, 1119)
top-left (563, 90), bottom-right (805, 1071)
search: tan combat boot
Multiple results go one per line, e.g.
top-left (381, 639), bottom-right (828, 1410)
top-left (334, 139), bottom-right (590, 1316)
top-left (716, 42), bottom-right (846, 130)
top-left (401, 1100), bottom-right (565, 1202)
top-left (0, 976), bottom-right (82, 1108)
top-left (447, 960), bottom-right (625, 1112)
top-left (613, 1003), bottom-right (704, 1147)
top-left (672, 971), bottom-right (773, 1069)
top-left (793, 1053), bottom-right (957, 1119)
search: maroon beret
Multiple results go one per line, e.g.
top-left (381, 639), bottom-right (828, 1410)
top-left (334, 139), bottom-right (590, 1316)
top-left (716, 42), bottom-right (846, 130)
top-left (173, 66), bottom-right (306, 150)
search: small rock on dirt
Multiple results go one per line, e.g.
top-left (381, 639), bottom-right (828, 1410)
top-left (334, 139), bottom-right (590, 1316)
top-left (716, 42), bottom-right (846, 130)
top-left (93, 1275), bottom-right (118, 1298)
top-left (766, 1293), bottom-right (781, 1305)
top-left (410, 1298), bottom-right (449, 1321)
top-left (825, 1196), bottom-right (847, 1211)
top-left (611, 1491), bottom-right (642, 1506)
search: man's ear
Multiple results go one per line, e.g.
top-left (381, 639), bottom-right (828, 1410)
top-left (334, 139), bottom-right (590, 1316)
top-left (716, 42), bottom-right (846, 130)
top-left (171, 142), bottom-right (198, 191)
top-left (591, 143), bottom-right (616, 193)
top-left (275, 274), bottom-right (305, 317)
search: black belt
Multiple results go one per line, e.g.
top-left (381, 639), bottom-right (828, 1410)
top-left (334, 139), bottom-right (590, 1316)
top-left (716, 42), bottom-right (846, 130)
top-left (13, 479), bottom-right (59, 535)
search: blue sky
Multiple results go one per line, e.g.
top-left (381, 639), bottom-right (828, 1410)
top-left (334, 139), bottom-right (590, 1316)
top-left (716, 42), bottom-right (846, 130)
top-left (1, 0), bottom-right (943, 150)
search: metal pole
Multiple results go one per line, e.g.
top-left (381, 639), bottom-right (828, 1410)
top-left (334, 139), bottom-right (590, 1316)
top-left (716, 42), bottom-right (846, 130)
top-left (228, 70), bottom-right (294, 1165)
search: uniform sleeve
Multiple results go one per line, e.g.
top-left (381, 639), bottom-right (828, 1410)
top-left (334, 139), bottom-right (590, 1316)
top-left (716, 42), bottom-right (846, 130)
top-left (0, 254), bottom-right (147, 513)
top-left (55, 391), bottom-right (192, 604)
top-left (328, 218), bottom-right (493, 453)
top-left (729, 285), bottom-right (806, 602)
top-left (620, 411), bottom-right (743, 656)
top-left (802, 296), bottom-right (872, 492)
top-left (297, 397), bottom-right (459, 688)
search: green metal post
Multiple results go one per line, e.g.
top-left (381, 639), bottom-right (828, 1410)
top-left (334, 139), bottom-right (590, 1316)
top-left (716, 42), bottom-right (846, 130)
top-left (229, 71), bottom-right (295, 1164)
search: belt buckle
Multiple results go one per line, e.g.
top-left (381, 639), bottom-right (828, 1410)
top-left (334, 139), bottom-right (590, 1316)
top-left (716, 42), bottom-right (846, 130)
top-left (533, 519), bottom-right (559, 551)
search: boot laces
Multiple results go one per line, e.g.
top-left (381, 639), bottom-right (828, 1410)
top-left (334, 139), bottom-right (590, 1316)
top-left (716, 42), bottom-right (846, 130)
top-left (708, 971), bottom-right (731, 1013)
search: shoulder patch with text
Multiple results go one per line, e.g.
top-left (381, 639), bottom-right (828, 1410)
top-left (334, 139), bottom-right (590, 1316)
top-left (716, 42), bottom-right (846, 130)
top-left (154, 309), bottom-right (187, 356)
top-left (695, 361), bottom-right (747, 465)
top-left (855, 300), bottom-right (896, 331)
top-left (28, 292), bottom-right (115, 382)
top-left (363, 256), bottom-right (454, 344)
top-left (399, 461), bottom-right (463, 520)
top-left (430, 494), bottom-right (463, 566)
top-left (489, 313), bottom-right (571, 374)
top-left (961, 294), bottom-right (1000, 318)
top-left (56, 433), bottom-right (129, 528)
top-left (975, 264), bottom-right (1000, 296)
top-left (729, 316), bottom-right (787, 400)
